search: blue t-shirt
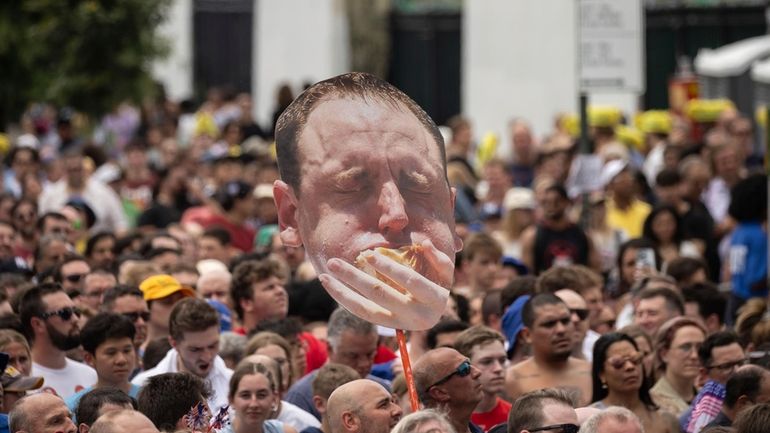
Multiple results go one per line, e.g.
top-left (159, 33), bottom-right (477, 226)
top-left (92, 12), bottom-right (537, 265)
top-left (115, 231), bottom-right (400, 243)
top-left (0, 413), bottom-right (8, 433)
top-left (729, 222), bottom-right (768, 300)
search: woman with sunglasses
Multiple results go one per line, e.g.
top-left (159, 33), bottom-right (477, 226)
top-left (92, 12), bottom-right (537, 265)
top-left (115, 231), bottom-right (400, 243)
top-left (650, 317), bottom-right (706, 418)
top-left (591, 333), bottom-right (679, 433)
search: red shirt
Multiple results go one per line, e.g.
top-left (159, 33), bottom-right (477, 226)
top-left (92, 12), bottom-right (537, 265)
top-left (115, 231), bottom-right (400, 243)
top-left (471, 398), bottom-right (512, 432)
top-left (198, 214), bottom-right (256, 252)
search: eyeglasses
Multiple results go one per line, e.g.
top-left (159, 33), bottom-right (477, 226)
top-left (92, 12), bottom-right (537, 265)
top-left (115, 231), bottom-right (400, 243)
top-left (607, 353), bottom-right (643, 370)
top-left (122, 311), bottom-right (151, 322)
top-left (64, 274), bottom-right (86, 283)
top-left (41, 307), bottom-right (81, 321)
top-left (570, 308), bottom-right (589, 321)
top-left (83, 290), bottom-right (106, 299)
top-left (429, 360), bottom-right (471, 388)
top-left (528, 423), bottom-right (579, 433)
top-left (707, 358), bottom-right (747, 372)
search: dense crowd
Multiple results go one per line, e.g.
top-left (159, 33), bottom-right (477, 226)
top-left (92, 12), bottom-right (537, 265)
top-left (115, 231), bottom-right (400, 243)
top-left (0, 71), bottom-right (766, 433)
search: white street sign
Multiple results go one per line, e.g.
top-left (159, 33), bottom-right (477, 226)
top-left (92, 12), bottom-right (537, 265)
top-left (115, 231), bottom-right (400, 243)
top-left (579, 0), bottom-right (645, 92)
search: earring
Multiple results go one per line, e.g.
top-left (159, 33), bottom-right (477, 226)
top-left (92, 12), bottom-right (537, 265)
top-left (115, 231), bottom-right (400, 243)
top-left (601, 382), bottom-right (608, 389)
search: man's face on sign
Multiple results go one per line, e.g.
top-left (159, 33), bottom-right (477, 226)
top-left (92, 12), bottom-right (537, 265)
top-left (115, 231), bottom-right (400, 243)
top-left (275, 97), bottom-right (462, 328)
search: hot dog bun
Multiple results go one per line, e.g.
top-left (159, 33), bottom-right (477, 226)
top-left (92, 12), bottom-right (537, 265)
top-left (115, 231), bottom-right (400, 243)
top-left (355, 245), bottom-right (425, 294)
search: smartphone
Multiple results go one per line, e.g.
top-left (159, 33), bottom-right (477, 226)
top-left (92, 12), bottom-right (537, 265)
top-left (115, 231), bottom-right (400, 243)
top-left (635, 248), bottom-right (656, 271)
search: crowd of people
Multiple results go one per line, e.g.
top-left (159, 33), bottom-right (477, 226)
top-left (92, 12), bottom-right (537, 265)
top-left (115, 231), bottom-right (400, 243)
top-left (0, 71), bottom-right (765, 433)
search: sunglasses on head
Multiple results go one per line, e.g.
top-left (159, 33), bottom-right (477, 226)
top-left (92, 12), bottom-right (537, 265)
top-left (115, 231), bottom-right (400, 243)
top-left (122, 311), bottom-right (151, 322)
top-left (41, 306), bottom-right (81, 321)
top-left (430, 360), bottom-right (471, 388)
top-left (570, 308), bottom-right (589, 321)
top-left (64, 273), bottom-right (86, 283)
top-left (528, 424), bottom-right (579, 433)
top-left (607, 353), bottom-right (643, 370)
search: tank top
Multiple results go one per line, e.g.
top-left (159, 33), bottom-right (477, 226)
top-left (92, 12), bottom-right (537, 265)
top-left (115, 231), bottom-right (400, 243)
top-left (533, 223), bottom-right (589, 274)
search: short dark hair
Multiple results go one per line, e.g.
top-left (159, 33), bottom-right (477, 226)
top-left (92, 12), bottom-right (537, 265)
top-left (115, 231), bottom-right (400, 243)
top-left (231, 257), bottom-right (287, 320)
top-left (724, 365), bottom-right (767, 409)
top-left (53, 254), bottom-right (89, 284)
top-left (18, 283), bottom-right (65, 341)
top-left (522, 293), bottom-right (566, 328)
top-left (682, 283), bottom-right (726, 327)
top-left (637, 286), bottom-right (684, 316)
top-left (698, 330), bottom-right (741, 367)
top-left (655, 168), bottom-right (682, 187)
top-left (501, 276), bottom-right (536, 311)
top-left (275, 72), bottom-right (445, 194)
top-left (728, 174), bottom-right (767, 222)
top-left (101, 284), bottom-right (143, 312)
top-left (80, 313), bottom-right (135, 355)
top-left (168, 298), bottom-right (220, 341)
top-left (507, 388), bottom-right (576, 433)
top-left (75, 387), bottom-right (136, 428)
top-left (544, 184), bottom-right (569, 201)
top-left (143, 337), bottom-right (173, 370)
top-left (137, 372), bottom-right (212, 431)
top-left (35, 211), bottom-right (67, 232)
top-left (201, 226), bottom-right (231, 246)
top-left (426, 319), bottom-right (469, 350)
top-left (251, 317), bottom-right (303, 341)
top-left (665, 257), bottom-right (708, 285)
top-left (85, 232), bottom-right (116, 259)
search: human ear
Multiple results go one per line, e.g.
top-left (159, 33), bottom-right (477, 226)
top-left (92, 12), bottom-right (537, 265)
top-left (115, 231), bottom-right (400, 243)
top-left (521, 327), bottom-right (533, 344)
top-left (273, 180), bottom-right (303, 248)
top-left (449, 187), bottom-right (463, 252)
top-left (83, 352), bottom-right (95, 368)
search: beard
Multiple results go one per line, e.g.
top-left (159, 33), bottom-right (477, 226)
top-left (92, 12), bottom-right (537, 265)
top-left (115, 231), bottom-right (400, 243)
top-left (46, 321), bottom-right (81, 351)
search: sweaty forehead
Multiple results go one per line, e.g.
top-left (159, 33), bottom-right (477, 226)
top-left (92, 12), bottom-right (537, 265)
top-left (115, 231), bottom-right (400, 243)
top-left (297, 98), bottom-right (438, 166)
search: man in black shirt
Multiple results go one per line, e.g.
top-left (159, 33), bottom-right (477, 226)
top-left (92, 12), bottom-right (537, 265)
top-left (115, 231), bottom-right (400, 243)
top-left (521, 184), bottom-right (598, 275)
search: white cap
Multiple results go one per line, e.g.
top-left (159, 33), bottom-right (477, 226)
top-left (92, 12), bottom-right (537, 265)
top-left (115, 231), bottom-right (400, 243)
top-left (502, 187), bottom-right (535, 211)
top-left (600, 159), bottom-right (629, 188)
top-left (16, 134), bottom-right (39, 149)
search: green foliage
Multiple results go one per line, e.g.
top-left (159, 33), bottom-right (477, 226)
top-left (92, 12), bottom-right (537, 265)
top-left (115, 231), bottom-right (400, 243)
top-left (0, 0), bottom-right (170, 128)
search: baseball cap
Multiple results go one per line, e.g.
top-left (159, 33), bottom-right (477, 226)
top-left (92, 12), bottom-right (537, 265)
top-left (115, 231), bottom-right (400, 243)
top-left (2, 366), bottom-right (44, 393)
top-left (600, 159), bottom-right (629, 189)
top-left (502, 188), bottom-right (535, 212)
top-left (502, 295), bottom-right (531, 356)
top-left (139, 275), bottom-right (196, 301)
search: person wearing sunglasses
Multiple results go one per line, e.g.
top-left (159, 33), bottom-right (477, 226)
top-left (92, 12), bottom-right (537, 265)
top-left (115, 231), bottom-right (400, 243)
top-left (507, 388), bottom-right (578, 433)
top-left (101, 284), bottom-right (151, 351)
top-left (505, 294), bottom-right (592, 406)
top-left (554, 289), bottom-right (598, 362)
top-left (650, 317), bottom-right (707, 418)
top-left (53, 254), bottom-right (91, 298)
top-left (590, 333), bottom-right (679, 433)
top-left (681, 331), bottom-right (746, 433)
top-left (454, 326), bottom-right (510, 432)
top-left (413, 347), bottom-right (484, 433)
top-left (19, 282), bottom-right (97, 398)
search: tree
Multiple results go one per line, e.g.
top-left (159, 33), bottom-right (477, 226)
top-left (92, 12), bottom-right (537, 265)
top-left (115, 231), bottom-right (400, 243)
top-left (0, 0), bottom-right (170, 128)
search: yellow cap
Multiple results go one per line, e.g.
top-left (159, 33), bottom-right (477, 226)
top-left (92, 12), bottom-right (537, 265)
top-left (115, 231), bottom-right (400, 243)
top-left (194, 112), bottom-right (220, 138)
top-left (588, 106), bottom-right (622, 128)
top-left (0, 134), bottom-right (9, 156)
top-left (560, 114), bottom-right (580, 138)
top-left (614, 125), bottom-right (644, 151)
top-left (756, 106), bottom-right (768, 129)
top-left (684, 99), bottom-right (735, 123)
top-left (637, 110), bottom-right (672, 135)
top-left (139, 275), bottom-right (196, 301)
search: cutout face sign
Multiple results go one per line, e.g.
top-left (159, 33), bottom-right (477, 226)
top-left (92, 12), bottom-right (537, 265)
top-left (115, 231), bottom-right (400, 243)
top-left (273, 73), bottom-right (462, 330)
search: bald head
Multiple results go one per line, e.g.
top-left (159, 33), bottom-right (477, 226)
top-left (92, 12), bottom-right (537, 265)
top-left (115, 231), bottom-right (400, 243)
top-left (90, 410), bottom-right (160, 433)
top-left (327, 379), bottom-right (402, 433)
top-left (10, 393), bottom-right (77, 433)
top-left (413, 347), bottom-right (466, 402)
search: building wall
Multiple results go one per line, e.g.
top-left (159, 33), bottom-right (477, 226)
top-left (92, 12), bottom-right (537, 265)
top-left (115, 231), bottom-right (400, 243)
top-left (254, 0), bottom-right (350, 127)
top-left (463, 0), bottom-right (639, 159)
top-left (152, 0), bottom-right (194, 102)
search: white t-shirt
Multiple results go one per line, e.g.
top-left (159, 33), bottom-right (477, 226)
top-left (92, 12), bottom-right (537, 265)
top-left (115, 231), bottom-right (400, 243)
top-left (32, 359), bottom-right (97, 399)
top-left (278, 400), bottom-right (321, 431)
